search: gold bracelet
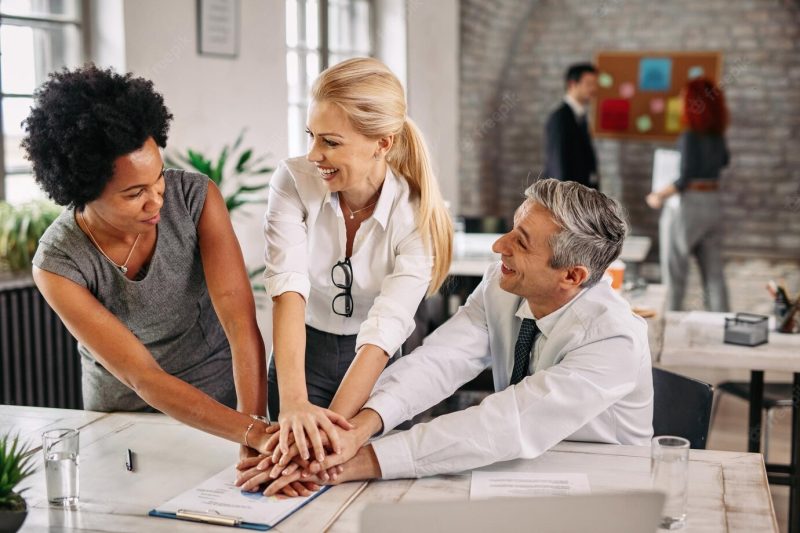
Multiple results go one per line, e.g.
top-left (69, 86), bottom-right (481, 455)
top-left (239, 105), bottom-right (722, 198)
top-left (243, 415), bottom-right (270, 449)
top-left (243, 420), bottom-right (257, 448)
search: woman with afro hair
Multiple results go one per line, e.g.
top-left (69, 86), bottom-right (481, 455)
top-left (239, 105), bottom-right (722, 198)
top-left (24, 65), bottom-right (276, 457)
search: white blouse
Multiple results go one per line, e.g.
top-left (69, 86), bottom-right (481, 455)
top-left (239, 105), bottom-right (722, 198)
top-left (263, 157), bottom-right (433, 356)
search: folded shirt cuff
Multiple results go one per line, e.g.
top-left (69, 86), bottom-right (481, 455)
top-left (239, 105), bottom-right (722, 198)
top-left (265, 272), bottom-right (310, 301)
top-left (364, 391), bottom-right (408, 435)
top-left (371, 432), bottom-right (416, 480)
top-left (356, 327), bottom-right (401, 359)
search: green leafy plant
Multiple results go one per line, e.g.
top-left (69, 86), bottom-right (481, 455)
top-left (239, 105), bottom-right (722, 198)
top-left (164, 129), bottom-right (273, 214)
top-left (0, 434), bottom-right (36, 511)
top-left (0, 200), bottom-right (63, 273)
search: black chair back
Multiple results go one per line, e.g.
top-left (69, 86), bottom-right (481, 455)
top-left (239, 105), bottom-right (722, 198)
top-left (652, 367), bottom-right (713, 449)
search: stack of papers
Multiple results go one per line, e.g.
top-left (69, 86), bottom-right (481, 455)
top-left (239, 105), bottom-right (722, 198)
top-left (150, 464), bottom-right (328, 530)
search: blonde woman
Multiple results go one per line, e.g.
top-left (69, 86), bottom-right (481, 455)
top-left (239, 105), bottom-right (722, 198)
top-left (263, 58), bottom-right (452, 467)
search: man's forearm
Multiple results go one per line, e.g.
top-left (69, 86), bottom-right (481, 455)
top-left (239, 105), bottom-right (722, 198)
top-left (337, 444), bottom-right (382, 482)
top-left (351, 408), bottom-right (384, 446)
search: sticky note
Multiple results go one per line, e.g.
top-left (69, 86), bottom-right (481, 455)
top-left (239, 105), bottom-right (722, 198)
top-left (639, 58), bottom-right (672, 91)
top-left (636, 114), bottom-right (653, 132)
top-left (598, 72), bottom-right (614, 88)
top-left (688, 66), bottom-right (705, 79)
top-left (650, 98), bottom-right (665, 114)
top-left (599, 99), bottom-right (630, 131)
top-left (619, 82), bottom-right (635, 99)
top-left (666, 97), bottom-right (682, 132)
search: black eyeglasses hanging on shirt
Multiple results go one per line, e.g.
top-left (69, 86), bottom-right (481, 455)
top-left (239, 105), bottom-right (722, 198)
top-left (331, 257), bottom-right (353, 317)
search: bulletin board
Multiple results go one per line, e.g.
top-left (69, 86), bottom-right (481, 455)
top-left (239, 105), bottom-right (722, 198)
top-left (592, 51), bottom-right (722, 141)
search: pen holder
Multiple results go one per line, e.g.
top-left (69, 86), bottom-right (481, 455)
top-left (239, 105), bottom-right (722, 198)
top-left (776, 299), bottom-right (800, 334)
top-left (724, 313), bottom-right (769, 347)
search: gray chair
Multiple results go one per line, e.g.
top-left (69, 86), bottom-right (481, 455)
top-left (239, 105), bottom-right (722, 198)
top-left (652, 367), bottom-right (714, 449)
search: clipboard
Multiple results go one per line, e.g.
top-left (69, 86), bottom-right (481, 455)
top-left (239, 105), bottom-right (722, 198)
top-left (149, 508), bottom-right (272, 530)
top-left (148, 463), bottom-right (330, 530)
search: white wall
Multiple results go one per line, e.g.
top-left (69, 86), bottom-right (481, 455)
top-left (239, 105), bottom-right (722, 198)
top-left (406, 0), bottom-right (460, 214)
top-left (121, 0), bottom-right (288, 270)
top-left (374, 0), bottom-right (407, 88)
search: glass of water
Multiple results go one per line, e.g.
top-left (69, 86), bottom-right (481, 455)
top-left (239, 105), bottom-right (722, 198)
top-left (651, 435), bottom-right (690, 530)
top-left (42, 429), bottom-right (79, 507)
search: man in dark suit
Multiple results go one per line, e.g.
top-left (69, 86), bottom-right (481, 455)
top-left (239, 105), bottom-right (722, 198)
top-left (543, 63), bottom-right (600, 189)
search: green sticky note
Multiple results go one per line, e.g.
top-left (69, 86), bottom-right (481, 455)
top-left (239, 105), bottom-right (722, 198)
top-left (636, 114), bottom-right (653, 132)
top-left (598, 72), bottom-right (614, 88)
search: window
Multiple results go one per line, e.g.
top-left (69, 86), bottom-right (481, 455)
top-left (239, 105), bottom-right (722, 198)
top-left (0, 0), bottom-right (84, 203)
top-left (285, 0), bottom-right (373, 157)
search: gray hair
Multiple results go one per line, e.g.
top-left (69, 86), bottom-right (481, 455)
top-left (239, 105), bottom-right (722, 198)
top-left (524, 179), bottom-right (628, 287)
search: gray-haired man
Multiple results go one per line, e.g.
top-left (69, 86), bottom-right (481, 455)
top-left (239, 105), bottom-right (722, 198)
top-left (240, 179), bottom-right (653, 490)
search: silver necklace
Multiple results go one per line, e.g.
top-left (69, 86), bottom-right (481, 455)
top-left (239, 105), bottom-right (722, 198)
top-left (80, 211), bottom-right (141, 274)
top-left (341, 196), bottom-right (378, 220)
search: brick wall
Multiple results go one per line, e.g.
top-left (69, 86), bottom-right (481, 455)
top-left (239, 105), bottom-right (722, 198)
top-left (459, 0), bottom-right (800, 311)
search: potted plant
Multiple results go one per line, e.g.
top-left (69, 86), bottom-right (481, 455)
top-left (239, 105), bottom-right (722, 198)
top-left (164, 129), bottom-right (272, 216)
top-left (0, 434), bottom-right (36, 533)
top-left (166, 130), bottom-right (275, 351)
top-left (0, 200), bottom-right (63, 276)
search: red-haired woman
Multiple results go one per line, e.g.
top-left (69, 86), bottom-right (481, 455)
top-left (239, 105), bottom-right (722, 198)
top-left (646, 77), bottom-right (730, 311)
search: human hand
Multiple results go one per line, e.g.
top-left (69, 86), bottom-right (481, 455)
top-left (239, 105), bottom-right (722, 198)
top-left (277, 400), bottom-right (354, 462)
top-left (645, 193), bottom-right (663, 210)
top-left (235, 455), bottom-right (327, 498)
top-left (246, 421), bottom-right (281, 455)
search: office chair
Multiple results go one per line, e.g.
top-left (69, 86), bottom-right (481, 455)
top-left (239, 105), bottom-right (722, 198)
top-left (652, 367), bottom-right (714, 449)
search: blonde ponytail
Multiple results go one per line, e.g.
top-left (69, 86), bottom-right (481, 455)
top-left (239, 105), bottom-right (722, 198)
top-left (387, 118), bottom-right (452, 295)
top-left (312, 58), bottom-right (453, 295)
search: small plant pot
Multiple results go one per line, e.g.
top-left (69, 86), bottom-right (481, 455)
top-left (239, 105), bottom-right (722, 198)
top-left (0, 498), bottom-right (28, 533)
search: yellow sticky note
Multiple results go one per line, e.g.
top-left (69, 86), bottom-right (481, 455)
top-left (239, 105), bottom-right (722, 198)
top-left (666, 97), bottom-right (683, 132)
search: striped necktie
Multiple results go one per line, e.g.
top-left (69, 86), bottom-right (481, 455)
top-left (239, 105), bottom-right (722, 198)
top-left (510, 318), bottom-right (539, 386)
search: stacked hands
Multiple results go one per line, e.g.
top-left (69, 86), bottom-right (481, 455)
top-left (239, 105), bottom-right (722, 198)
top-left (235, 403), bottom-right (365, 498)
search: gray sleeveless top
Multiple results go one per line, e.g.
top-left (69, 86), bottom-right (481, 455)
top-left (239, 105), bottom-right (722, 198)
top-left (32, 169), bottom-right (236, 412)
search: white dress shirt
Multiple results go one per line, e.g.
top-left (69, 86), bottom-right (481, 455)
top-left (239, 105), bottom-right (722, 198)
top-left (364, 262), bottom-right (654, 479)
top-left (263, 157), bottom-right (433, 356)
top-left (564, 94), bottom-right (587, 119)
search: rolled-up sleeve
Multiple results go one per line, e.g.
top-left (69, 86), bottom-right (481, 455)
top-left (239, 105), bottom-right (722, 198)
top-left (364, 274), bottom-right (494, 480)
top-left (263, 162), bottom-right (311, 301)
top-left (355, 225), bottom-right (433, 356)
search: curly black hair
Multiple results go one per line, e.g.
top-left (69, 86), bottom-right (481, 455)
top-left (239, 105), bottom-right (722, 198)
top-left (21, 64), bottom-right (173, 208)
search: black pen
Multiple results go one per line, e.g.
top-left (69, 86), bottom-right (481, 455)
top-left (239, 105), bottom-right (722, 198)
top-left (126, 448), bottom-right (134, 472)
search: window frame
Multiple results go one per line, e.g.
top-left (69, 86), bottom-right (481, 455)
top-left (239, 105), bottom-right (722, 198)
top-left (286, 0), bottom-right (376, 157)
top-left (0, 1), bottom-right (87, 201)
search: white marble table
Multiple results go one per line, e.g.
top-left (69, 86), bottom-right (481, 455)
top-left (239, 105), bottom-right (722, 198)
top-left (2, 407), bottom-right (776, 532)
top-left (660, 311), bottom-right (800, 371)
top-left (660, 311), bottom-right (800, 532)
top-left (0, 406), bottom-right (107, 447)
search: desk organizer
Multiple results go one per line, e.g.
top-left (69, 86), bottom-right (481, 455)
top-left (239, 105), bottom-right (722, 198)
top-left (724, 313), bottom-right (769, 347)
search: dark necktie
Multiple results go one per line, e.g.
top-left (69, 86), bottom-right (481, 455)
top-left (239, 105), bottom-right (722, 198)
top-left (510, 318), bottom-right (539, 386)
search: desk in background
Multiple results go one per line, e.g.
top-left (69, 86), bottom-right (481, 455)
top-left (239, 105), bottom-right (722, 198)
top-left (449, 234), bottom-right (652, 277)
top-left (659, 311), bottom-right (800, 532)
top-left (2, 406), bottom-right (776, 532)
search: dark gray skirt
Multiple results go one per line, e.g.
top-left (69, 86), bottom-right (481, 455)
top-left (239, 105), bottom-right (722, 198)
top-left (268, 324), bottom-right (397, 420)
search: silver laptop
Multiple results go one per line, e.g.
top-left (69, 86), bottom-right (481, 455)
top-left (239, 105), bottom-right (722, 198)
top-left (360, 491), bottom-right (665, 533)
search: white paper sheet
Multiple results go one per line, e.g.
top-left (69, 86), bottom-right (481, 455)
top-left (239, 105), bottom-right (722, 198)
top-left (470, 471), bottom-right (591, 499)
top-left (652, 149), bottom-right (681, 193)
top-left (153, 463), bottom-right (324, 526)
